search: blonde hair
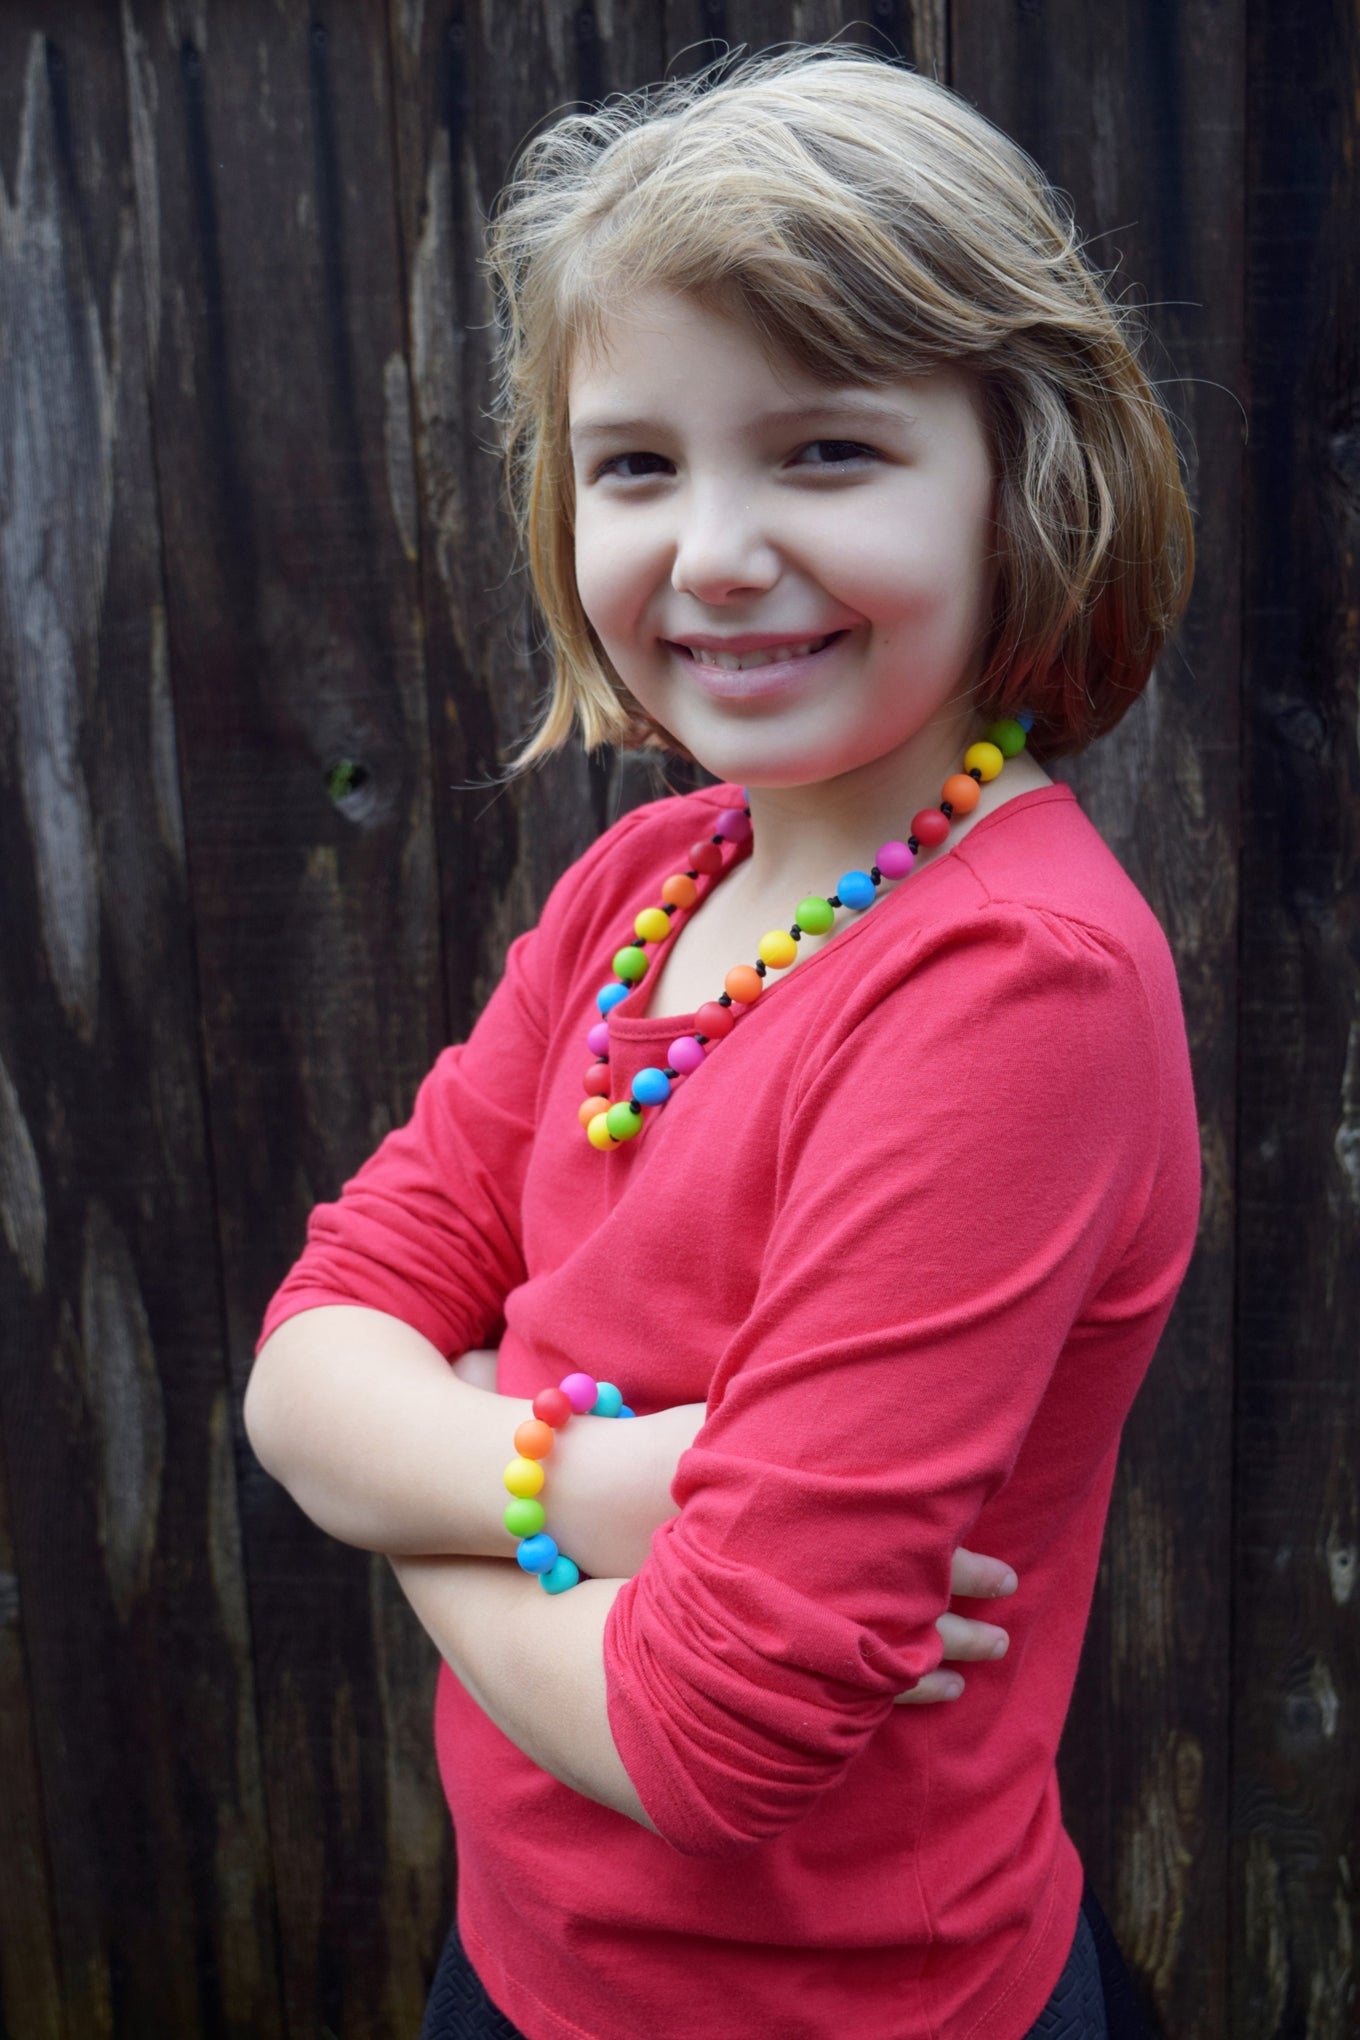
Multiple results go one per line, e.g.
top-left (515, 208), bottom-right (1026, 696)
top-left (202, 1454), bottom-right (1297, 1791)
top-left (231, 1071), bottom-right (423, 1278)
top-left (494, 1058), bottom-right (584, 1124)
top-left (486, 45), bottom-right (1194, 766)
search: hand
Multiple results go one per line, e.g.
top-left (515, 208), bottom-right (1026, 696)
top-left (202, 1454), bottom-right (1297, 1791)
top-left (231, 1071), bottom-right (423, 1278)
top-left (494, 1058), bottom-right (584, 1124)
top-left (893, 1546), bottom-right (1017, 1706)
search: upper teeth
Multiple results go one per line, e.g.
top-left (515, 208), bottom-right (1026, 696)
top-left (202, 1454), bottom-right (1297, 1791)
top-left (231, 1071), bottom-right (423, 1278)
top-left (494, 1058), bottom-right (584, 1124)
top-left (688, 635), bottom-right (829, 671)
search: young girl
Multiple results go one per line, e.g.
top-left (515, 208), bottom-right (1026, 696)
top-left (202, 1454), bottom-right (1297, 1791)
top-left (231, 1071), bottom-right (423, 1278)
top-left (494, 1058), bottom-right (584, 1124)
top-left (245, 46), bottom-right (1198, 2040)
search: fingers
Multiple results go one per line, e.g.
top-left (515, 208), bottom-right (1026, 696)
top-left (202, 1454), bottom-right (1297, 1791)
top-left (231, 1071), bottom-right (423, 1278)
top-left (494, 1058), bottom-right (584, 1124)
top-left (893, 1671), bottom-right (965, 1706)
top-left (896, 1549), bottom-right (1019, 1707)
top-left (936, 1610), bottom-right (1009, 1662)
top-left (893, 1611), bottom-right (1012, 1706)
top-left (949, 1545), bottom-right (1019, 1600)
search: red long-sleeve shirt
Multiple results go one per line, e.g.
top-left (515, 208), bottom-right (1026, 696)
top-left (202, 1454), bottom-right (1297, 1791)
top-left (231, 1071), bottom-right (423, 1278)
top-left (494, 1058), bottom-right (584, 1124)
top-left (260, 780), bottom-right (1200, 2040)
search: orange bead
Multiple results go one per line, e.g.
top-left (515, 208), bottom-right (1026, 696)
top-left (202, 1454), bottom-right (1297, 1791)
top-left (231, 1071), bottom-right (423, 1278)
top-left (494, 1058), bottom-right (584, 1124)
top-left (514, 1418), bottom-right (555, 1460)
top-left (724, 964), bottom-right (763, 1004)
top-left (942, 772), bottom-right (981, 815)
top-left (579, 1095), bottom-right (610, 1127)
top-left (661, 873), bottom-right (698, 910)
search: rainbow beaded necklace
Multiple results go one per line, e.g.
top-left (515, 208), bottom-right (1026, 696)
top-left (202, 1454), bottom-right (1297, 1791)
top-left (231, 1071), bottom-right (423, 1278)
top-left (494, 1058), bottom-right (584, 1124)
top-left (578, 714), bottom-right (1033, 1150)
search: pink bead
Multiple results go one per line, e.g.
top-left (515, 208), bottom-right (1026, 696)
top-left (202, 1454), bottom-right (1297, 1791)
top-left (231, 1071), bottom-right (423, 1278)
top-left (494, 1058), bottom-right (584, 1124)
top-left (586, 1021), bottom-right (610, 1056)
top-left (714, 807), bottom-right (752, 842)
top-left (877, 840), bottom-right (915, 880)
top-left (668, 1036), bottom-right (705, 1073)
top-left (560, 1371), bottom-right (598, 1413)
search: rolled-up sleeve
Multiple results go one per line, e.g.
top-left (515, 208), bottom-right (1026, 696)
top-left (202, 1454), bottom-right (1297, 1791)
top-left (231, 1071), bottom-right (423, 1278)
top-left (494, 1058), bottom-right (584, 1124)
top-left (604, 908), bottom-right (1164, 1856)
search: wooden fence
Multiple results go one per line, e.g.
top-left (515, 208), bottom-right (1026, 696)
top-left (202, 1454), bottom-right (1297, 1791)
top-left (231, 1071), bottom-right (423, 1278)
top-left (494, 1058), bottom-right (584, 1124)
top-left (0, 2), bottom-right (1355, 2035)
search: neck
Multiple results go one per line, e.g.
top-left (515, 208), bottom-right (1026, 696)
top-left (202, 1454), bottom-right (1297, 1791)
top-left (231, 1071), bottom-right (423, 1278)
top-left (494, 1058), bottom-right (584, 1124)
top-left (736, 718), bottom-right (980, 898)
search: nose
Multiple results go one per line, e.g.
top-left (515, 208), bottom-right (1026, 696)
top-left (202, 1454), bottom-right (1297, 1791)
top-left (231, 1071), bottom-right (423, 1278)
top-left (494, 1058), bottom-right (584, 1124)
top-left (670, 485), bottom-right (781, 604)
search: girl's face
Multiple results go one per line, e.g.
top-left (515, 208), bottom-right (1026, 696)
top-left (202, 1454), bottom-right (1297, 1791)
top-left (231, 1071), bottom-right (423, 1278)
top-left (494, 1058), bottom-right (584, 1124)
top-left (568, 290), bottom-right (998, 791)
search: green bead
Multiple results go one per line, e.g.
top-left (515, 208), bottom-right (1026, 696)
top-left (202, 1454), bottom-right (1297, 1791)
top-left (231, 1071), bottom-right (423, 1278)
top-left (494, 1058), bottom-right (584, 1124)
top-left (986, 718), bottom-right (1027, 757)
top-left (605, 1101), bottom-right (642, 1141)
top-left (796, 895), bottom-right (835, 935)
top-left (504, 1496), bottom-right (545, 1538)
top-left (612, 945), bottom-right (648, 982)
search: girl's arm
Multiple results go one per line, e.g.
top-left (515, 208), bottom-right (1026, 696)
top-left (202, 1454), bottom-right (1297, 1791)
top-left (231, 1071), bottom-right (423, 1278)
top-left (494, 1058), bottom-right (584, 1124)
top-left (386, 1546), bottom-right (1017, 1828)
top-left (244, 1304), bottom-right (700, 1578)
top-left (389, 1558), bottom-right (653, 1826)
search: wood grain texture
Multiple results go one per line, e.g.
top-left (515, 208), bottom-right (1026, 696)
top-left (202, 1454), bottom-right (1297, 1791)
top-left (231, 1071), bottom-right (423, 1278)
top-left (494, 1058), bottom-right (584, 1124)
top-left (1237, 0), bottom-right (1359, 2029)
top-left (0, 1451), bottom-right (64, 2040)
top-left (125, 2), bottom-right (448, 2031)
top-left (386, 0), bottom-right (676, 1051)
top-left (0, 9), bottom-right (280, 2033)
top-left (949, 7), bottom-right (1243, 2034)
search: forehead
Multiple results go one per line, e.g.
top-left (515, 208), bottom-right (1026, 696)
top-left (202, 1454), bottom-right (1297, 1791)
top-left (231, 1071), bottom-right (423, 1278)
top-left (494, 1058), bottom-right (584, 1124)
top-left (565, 289), bottom-right (981, 438)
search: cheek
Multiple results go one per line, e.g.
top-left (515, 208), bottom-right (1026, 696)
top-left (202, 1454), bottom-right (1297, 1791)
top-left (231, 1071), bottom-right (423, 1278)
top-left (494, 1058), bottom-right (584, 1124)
top-left (573, 509), bottom-right (656, 644)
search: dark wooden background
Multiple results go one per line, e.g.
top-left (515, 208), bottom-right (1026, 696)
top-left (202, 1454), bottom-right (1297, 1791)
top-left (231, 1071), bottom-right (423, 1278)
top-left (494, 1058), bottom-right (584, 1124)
top-left (0, 3), bottom-right (1355, 2035)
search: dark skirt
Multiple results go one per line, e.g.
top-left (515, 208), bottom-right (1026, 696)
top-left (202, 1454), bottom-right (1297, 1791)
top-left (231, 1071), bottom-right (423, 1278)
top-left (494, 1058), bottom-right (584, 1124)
top-left (419, 1879), bottom-right (1151, 2040)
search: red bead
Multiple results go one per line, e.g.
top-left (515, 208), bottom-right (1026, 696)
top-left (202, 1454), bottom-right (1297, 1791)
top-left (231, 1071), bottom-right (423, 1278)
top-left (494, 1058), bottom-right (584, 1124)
top-left (911, 807), bottom-right (951, 847)
top-left (689, 840), bottom-right (723, 875)
top-left (532, 1387), bottom-right (573, 1428)
top-left (583, 1061), bottom-right (611, 1097)
top-left (695, 1000), bottom-right (735, 1039)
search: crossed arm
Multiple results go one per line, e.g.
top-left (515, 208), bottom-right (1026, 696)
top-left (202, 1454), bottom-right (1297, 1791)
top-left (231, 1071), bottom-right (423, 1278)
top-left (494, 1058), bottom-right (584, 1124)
top-left (244, 1305), bottom-right (1017, 1829)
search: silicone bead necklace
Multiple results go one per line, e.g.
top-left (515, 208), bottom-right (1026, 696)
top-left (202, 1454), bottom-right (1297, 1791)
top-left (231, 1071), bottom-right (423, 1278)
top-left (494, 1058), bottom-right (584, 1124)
top-left (504, 1371), bottom-right (634, 1593)
top-left (578, 715), bottom-right (1033, 1151)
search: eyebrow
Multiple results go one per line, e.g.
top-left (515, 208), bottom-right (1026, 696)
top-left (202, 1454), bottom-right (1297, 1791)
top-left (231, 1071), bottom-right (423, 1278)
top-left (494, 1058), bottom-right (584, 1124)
top-left (568, 395), bottom-right (915, 445)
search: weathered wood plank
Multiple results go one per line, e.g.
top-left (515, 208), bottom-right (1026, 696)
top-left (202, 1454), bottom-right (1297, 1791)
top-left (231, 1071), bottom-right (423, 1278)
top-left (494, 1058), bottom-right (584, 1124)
top-left (126, 2), bottom-right (447, 2031)
top-left (1236, 0), bottom-right (1359, 2029)
top-left (950, 8), bottom-right (1242, 2034)
top-left (662, 0), bottom-right (944, 82)
top-left (0, 11), bottom-right (282, 2034)
top-left (0, 1453), bottom-right (64, 2040)
top-left (386, 0), bottom-right (673, 1053)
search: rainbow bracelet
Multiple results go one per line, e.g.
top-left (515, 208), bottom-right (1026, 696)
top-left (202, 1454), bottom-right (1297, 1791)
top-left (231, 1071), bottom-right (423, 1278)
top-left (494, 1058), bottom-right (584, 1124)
top-left (503, 1372), bottom-right (634, 1593)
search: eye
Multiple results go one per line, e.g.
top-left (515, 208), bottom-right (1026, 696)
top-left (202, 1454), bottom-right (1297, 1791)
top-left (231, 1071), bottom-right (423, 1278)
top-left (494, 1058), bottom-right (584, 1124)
top-left (794, 439), bottom-right (878, 467)
top-left (591, 451), bottom-right (674, 481)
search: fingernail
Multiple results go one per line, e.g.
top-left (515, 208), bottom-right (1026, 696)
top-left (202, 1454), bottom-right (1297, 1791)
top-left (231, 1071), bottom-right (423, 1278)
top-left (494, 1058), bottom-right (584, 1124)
top-left (991, 1635), bottom-right (1009, 1659)
top-left (996, 1570), bottom-right (1018, 1596)
top-left (944, 1677), bottom-right (965, 1699)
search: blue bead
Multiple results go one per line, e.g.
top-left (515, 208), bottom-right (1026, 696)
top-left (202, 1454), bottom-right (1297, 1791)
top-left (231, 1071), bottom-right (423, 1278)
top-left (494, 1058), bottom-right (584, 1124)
top-left (617, 1406), bottom-right (635, 1419)
top-left (838, 869), bottom-right (876, 911)
top-left (1016, 710), bottom-right (1034, 732)
top-left (591, 1381), bottom-right (624, 1417)
top-left (631, 1066), bottom-right (671, 1107)
top-left (516, 1533), bottom-right (559, 1575)
top-left (597, 981), bottom-right (630, 1016)
top-left (540, 1555), bottom-right (581, 1595)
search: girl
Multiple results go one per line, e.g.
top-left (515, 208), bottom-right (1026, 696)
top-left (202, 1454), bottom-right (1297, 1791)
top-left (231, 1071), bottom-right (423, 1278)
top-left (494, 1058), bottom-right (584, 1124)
top-left (245, 46), bottom-right (1198, 2040)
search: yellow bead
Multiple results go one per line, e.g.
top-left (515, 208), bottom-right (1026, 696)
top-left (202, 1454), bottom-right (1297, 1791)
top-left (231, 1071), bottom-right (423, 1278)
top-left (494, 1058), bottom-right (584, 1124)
top-left (757, 930), bottom-right (797, 970)
top-left (504, 1455), bottom-right (545, 1499)
top-left (586, 1111), bottom-right (618, 1150)
top-left (634, 907), bottom-right (671, 944)
top-left (963, 740), bottom-right (1005, 783)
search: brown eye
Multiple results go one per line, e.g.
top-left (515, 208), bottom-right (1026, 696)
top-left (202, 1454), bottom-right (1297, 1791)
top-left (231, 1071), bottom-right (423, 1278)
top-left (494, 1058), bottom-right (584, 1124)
top-left (596, 451), bottom-right (673, 480)
top-left (797, 440), bottom-right (876, 466)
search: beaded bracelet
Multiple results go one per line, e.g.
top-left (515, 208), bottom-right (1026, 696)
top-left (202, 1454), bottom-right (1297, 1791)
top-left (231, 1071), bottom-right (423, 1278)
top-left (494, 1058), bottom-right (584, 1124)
top-left (503, 1372), bottom-right (635, 1593)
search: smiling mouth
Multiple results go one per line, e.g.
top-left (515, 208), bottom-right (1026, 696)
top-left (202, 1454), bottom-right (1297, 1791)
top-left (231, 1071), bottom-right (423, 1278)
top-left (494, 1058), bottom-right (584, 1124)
top-left (676, 632), bottom-right (844, 672)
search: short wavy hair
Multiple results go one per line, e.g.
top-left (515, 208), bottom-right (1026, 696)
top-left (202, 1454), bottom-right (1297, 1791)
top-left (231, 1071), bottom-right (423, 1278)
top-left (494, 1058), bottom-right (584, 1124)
top-left (485, 45), bottom-right (1194, 766)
